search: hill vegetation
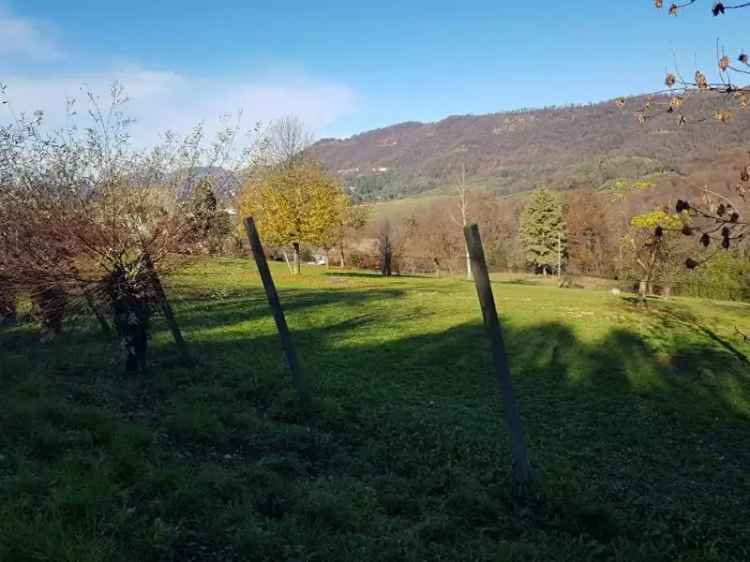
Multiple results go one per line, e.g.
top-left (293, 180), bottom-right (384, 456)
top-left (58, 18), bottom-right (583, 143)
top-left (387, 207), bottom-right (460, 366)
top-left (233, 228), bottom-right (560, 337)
top-left (312, 93), bottom-right (750, 201)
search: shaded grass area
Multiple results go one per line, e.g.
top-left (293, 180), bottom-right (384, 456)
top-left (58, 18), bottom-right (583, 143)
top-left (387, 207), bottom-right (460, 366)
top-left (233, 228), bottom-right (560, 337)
top-left (1, 258), bottom-right (749, 561)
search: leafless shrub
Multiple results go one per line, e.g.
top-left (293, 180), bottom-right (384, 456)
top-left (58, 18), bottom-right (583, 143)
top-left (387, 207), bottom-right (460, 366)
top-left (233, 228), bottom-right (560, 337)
top-left (0, 82), bottom-right (264, 368)
top-left (374, 217), bottom-right (416, 276)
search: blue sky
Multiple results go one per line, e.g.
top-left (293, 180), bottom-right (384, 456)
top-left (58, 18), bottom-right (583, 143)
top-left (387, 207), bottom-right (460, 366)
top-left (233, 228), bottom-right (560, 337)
top-left (1, 0), bottom-right (746, 143)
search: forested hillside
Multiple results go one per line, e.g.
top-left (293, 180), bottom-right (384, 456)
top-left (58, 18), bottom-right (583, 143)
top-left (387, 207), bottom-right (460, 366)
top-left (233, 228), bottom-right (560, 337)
top-left (312, 93), bottom-right (750, 200)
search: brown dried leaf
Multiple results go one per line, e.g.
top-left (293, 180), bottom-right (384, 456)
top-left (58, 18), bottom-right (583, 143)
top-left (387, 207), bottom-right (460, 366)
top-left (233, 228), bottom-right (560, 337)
top-left (695, 71), bottom-right (709, 90)
top-left (714, 109), bottom-right (734, 123)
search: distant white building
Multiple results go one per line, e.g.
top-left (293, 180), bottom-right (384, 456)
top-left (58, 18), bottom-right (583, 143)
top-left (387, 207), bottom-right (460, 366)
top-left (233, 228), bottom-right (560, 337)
top-left (337, 167), bottom-right (360, 175)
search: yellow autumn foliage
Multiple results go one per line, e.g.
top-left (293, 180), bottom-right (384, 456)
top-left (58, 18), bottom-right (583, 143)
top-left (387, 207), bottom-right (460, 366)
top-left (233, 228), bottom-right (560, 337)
top-left (630, 209), bottom-right (685, 230)
top-left (238, 161), bottom-right (349, 249)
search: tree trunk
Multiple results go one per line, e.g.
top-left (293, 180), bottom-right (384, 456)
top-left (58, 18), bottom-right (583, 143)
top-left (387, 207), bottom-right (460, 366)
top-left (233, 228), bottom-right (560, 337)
top-left (282, 251), bottom-right (293, 274)
top-left (107, 270), bottom-right (149, 373)
top-left (292, 242), bottom-right (301, 275)
top-left (83, 288), bottom-right (111, 335)
top-left (465, 248), bottom-right (472, 281)
top-left (33, 285), bottom-right (66, 338)
top-left (125, 321), bottom-right (149, 373)
top-left (382, 251), bottom-right (392, 276)
top-left (339, 244), bottom-right (346, 268)
top-left (663, 285), bottom-right (672, 300)
top-left (639, 279), bottom-right (647, 298)
top-left (144, 254), bottom-right (191, 367)
top-left (381, 236), bottom-right (393, 277)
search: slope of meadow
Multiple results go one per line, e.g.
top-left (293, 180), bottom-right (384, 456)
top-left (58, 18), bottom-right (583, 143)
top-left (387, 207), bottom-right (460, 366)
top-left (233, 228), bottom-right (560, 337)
top-left (1, 259), bottom-right (749, 561)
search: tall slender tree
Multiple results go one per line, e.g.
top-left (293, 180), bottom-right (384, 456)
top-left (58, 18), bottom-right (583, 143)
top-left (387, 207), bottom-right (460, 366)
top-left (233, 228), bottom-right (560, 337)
top-left (519, 187), bottom-right (567, 274)
top-left (451, 164), bottom-right (474, 280)
top-left (190, 179), bottom-right (230, 254)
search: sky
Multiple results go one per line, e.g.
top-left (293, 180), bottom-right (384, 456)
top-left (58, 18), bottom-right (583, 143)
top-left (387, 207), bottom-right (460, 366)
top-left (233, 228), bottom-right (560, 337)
top-left (1, 0), bottom-right (747, 145)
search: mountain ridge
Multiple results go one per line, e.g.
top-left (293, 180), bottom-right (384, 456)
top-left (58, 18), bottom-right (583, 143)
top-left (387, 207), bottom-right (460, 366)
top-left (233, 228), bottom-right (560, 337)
top-left (310, 93), bottom-right (750, 201)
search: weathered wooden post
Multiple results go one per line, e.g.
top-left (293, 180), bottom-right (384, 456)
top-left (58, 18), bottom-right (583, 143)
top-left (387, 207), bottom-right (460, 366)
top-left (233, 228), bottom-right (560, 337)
top-left (244, 217), bottom-right (310, 403)
top-left (143, 254), bottom-right (192, 366)
top-left (464, 223), bottom-right (534, 496)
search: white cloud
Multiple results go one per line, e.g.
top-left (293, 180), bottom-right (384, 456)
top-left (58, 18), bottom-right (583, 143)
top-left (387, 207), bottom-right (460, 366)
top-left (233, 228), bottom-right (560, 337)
top-left (0, 8), bottom-right (62, 61)
top-left (0, 68), bottom-right (359, 146)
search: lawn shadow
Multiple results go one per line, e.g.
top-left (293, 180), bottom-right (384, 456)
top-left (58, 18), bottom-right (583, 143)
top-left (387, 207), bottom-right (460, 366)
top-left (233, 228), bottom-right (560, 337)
top-left (156, 310), bottom-right (750, 556)
top-left (324, 271), bottom-right (429, 280)
top-left (657, 307), bottom-right (749, 364)
top-left (495, 278), bottom-right (543, 286)
top-left (165, 286), bottom-right (407, 333)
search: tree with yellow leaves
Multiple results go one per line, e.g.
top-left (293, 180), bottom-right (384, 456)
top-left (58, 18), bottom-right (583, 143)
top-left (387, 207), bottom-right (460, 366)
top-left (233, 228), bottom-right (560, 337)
top-left (333, 202), bottom-right (369, 268)
top-left (238, 161), bottom-right (349, 274)
top-left (625, 209), bottom-right (691, 299)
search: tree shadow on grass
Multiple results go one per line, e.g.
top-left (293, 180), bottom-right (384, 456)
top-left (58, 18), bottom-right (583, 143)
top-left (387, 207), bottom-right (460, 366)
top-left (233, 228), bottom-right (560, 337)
top-left (324, 271), bottom-right (429, 280)
top-left (140, 311), bottom-right (750, 557)
top-left (160, 287), bottom-right (407, 334)
top-left (300, 318), bottom-right (750, 555)
top-left (495, 278), bottom-right (543, 286)
top-left (153, 293), bottom-right (750, 486)
top-left (655, 306), bottom-right (750, 364)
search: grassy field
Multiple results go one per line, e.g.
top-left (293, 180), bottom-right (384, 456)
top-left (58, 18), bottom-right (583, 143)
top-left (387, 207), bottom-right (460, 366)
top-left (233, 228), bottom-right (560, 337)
top-left (365, 194), bottom-right (452, 222)
top-left (1, 259), bottom-right (749, 561)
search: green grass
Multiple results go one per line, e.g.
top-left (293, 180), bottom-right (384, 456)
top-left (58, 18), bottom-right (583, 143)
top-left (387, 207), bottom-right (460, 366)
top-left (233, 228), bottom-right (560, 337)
top-left (1, 258), bottom-right (749, 561)
top-left (366, 194), bottom-right (452, 222)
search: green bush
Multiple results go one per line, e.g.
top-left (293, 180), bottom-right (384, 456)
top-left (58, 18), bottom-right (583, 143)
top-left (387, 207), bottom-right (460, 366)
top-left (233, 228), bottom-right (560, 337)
top-left (680, 252), bottom-right (750, 302)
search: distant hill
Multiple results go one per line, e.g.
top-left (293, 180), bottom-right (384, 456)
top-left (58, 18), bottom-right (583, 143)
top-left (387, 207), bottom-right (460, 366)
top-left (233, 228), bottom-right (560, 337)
top-left (311, 94), bottom-right (750, 201)
top-left (171, 166), bottom-right (242, 202)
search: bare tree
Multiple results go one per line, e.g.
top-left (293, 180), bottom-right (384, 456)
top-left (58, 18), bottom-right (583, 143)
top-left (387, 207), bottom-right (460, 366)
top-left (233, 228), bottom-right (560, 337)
top-left (265, 115), bottom-right (314, 167)
top-left (450, 163), bottom-right (474, 280)
top-left (377, 219), bottom-right (396, 276)
top-left (626, 1), bottom-right (749, 125)
top-left (335, 204), bottom-right (369, 268)
top-left (675, 178), bottom-right (749, 268)
top-left (636, 4), bottom-right (750, 267)
top-left (0, 82), bottom-right (263, 368)
top-left (375, 217), bottom-right (416, 276)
